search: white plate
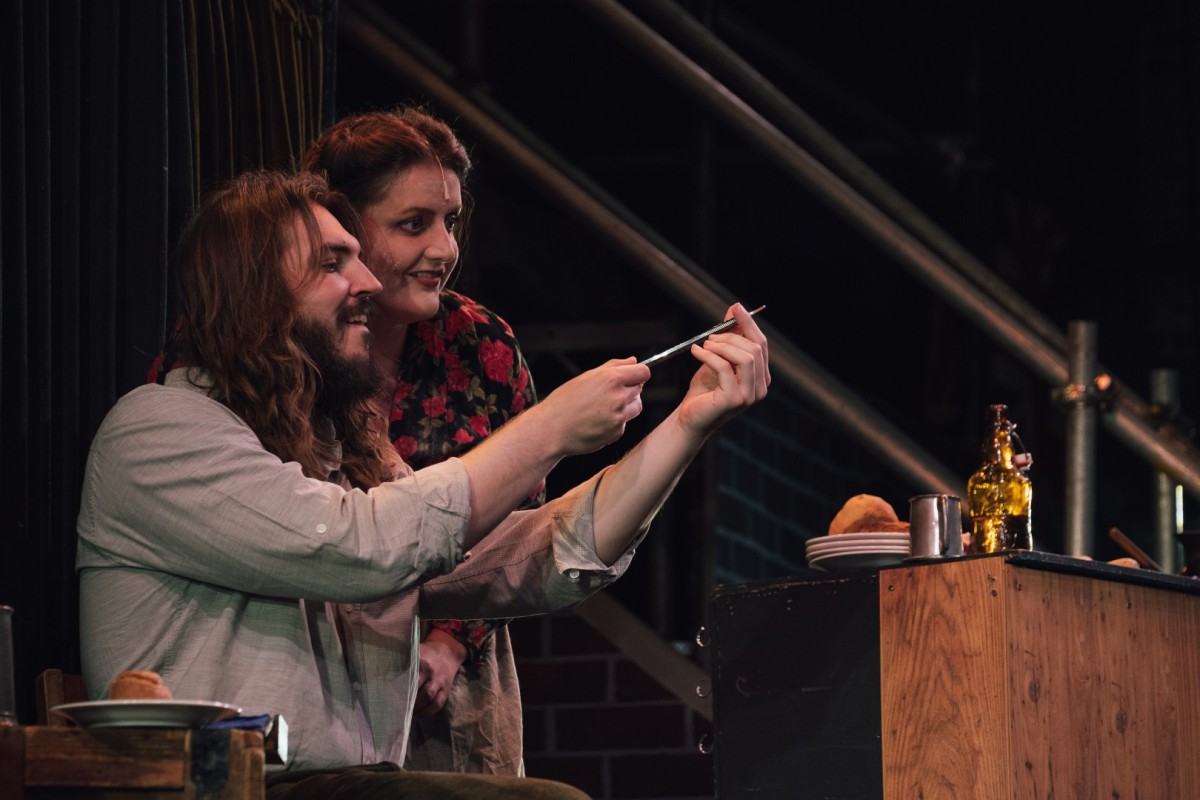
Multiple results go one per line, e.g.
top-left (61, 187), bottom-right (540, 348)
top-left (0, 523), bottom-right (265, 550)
top-left (806, 540), bottom-right (909, 554)
top-left (806, 537), bottom-right (910, 554)
top-left (808, 549), bottom-right (908, 572)
top-left (811, 544), bottom-right (902, 563)
top-left (807, 543), bottom-right (910, 555)
top-left (51, 700), bottom-right (242, 729)
top-left (806, 533), bottom-right (910, 548)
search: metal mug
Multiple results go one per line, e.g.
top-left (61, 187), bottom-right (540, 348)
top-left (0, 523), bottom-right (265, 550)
top-left (908, 494), bottom-right (964, 559)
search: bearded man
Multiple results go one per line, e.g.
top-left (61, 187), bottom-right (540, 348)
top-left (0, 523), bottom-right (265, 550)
top-left (76, 170), bottom-right (769, 798)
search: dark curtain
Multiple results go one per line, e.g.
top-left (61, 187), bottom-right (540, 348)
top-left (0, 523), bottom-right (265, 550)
top-left (0, 0), bottom-right (334, 725)
top-left (188, 0), bottom-right (335, 194)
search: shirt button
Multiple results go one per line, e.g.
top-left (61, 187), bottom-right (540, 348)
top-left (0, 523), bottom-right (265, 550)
top-left (566, 569), bottom-right (580, 581)
top-left (352, 681), bottom-right (362, 693)
top-left (316, 523), bottom-right (328, 534)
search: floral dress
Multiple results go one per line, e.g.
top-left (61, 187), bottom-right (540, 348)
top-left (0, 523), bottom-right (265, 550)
top-left (394, 291), bottom-right (541, 775)
top-left (389, 290), bottom-right (544, 663)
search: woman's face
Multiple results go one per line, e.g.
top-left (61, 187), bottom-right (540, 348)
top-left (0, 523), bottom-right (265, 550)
top-left (360, 162), bottom-right (463, 326)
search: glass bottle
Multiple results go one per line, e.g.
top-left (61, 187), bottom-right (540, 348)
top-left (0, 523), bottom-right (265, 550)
top-left (966, 404), bottom-right (1032, 552)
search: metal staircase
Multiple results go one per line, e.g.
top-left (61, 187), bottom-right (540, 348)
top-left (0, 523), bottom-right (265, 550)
top-left (339, 0), bottom-right (1200, 542)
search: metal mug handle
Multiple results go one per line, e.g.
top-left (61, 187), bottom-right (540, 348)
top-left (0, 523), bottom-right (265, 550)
top-left (942, 496), bottom-right (964, 557)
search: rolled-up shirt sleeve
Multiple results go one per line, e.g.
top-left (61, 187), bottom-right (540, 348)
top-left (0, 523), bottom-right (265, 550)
top-left (417, 467), bottom-right (644, 621)
top-left (76, 380), bottom-right (472, 602)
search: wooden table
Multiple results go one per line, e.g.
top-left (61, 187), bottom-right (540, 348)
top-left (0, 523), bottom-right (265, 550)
top-left (709, 551), bottom-right (1200, 799)
top-left (0, 725), bottom-right (264, 800)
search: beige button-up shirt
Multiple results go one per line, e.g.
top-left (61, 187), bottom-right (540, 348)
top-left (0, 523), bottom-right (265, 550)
top-left (77, 370), bottom-right (633, 770)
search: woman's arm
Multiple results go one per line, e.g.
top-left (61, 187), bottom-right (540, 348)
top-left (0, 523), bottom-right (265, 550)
top-left (591, 303), bottom-right (770, 564)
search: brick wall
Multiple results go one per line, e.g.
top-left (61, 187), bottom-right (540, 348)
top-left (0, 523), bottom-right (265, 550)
top-left (713, 387), bottom-right (914, 585)
top-left (513, 613), bottom-right (714, 800)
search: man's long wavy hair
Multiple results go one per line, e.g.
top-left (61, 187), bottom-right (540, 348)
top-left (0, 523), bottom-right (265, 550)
top-left (174, 170), bottom-right (399, 489)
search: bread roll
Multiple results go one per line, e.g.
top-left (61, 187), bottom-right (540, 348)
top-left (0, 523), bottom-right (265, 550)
top-left (109, 670), bottom-right (173, 700)
top-left (828, 494), bottom-right (899, 535)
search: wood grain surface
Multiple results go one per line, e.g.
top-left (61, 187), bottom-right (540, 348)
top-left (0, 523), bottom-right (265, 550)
top-left (1, 726), bottom-right (264, 800)
top-left (879, 557), bottom-right (1200, 799)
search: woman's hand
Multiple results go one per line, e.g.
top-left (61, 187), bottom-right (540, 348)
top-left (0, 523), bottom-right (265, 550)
top-left (412, 628), bottom-right (468, 719)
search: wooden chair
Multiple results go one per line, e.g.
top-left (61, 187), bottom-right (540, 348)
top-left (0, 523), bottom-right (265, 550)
top-left (34, 667), bottom-right (88, 724)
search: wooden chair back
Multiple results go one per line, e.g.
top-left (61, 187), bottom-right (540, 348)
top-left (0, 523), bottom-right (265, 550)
top-left (35, 668), bottom-right (88, 725)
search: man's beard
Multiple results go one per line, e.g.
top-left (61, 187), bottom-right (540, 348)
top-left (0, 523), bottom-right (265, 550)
top-left (293, 318), bottom-right (383, 413)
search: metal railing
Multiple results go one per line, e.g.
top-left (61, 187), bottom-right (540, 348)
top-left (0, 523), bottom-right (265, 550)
top-left (339, 0), bottom-right (1200, 556)
top-left (340, 0), bottom-right (965, 497)
top-left (579, 0), bottom-right (1200, 562)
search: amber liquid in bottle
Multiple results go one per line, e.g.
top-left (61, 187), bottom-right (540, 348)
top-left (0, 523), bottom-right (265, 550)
top-left (967, 404), bottom-right (1032, 553)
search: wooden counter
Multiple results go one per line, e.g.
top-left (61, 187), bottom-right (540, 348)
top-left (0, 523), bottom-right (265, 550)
top-left (0, 725), bottom-right (264, 800)
top-left (709, 552), bottom-right (1200, 799)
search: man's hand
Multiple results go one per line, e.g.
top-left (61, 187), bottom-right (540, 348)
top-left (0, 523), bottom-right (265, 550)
top-left (676, 303), bottom-right (771, 437)
top-left (532, 358), bottom-right (650, 457)
top-left (412, 628), bottom-right (468, 719)
top-left (457, 358), bottom-right (649, 548)
top-left (590, 303), bottom-right (770, 564)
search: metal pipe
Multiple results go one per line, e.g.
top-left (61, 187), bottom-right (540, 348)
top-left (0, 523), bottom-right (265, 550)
top-left (576, 0), bottom-right (1200, 501)
top-left (339, 0), bottom-right (966, 497)
top-left (629, 0), bottom-right (1070, 360)
top-left (576, 0), bottom-right (1063, 379)
top-left (1107, 395), bottom-right (1200, 502)
top-left (1062, 322), bottom-right (1098, 556)
top-left (628, 2), bottom-right (1194, 494)
top-left (1150, 369), bottom-right (1181, 573)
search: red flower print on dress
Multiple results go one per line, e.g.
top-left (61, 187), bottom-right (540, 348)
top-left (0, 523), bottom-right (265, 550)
top-left (426, 330), bottom-right (447, 359)
top-left (446, 306), bottom-right (473, 339)
top-left (469, 415), bottom-right (490, 438)
top-left (468, 625), bottom-right (490, 649)
top-left (392, 378), bottom-right (414, 409)
top-left (422, 395), bottom-right (447, 419)
top-left (394, 436), bottom-right (419, 460)
top-left (415, 320), bottom-right (438, 348)
top-left (479, 339), bottom-right (514, 382)
top-left (460, 301), bottom-right (489, 325)
top-left (447, 363), bottom-right (470, 392)
top-left (433, 619), bottom-right (467, 643)
top-left (453, 428), bottom-right (474, 444)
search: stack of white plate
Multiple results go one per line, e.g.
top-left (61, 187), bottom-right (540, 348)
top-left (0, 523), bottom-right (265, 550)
top-left (805, 531), bottom-right (910, 572)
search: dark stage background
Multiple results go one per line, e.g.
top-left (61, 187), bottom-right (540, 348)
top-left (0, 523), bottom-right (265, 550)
top-left (333, 1), bottom-right (1200, 573)
top-left (3, 0), bottom-right (1199, 727)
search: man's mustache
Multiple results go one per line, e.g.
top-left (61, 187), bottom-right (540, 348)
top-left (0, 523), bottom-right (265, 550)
top-left (338, 296), bottom-right (376, 324)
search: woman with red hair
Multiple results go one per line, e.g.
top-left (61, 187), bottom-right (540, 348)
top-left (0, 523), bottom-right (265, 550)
top-left (301, 107), bottom-right (538, 776)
